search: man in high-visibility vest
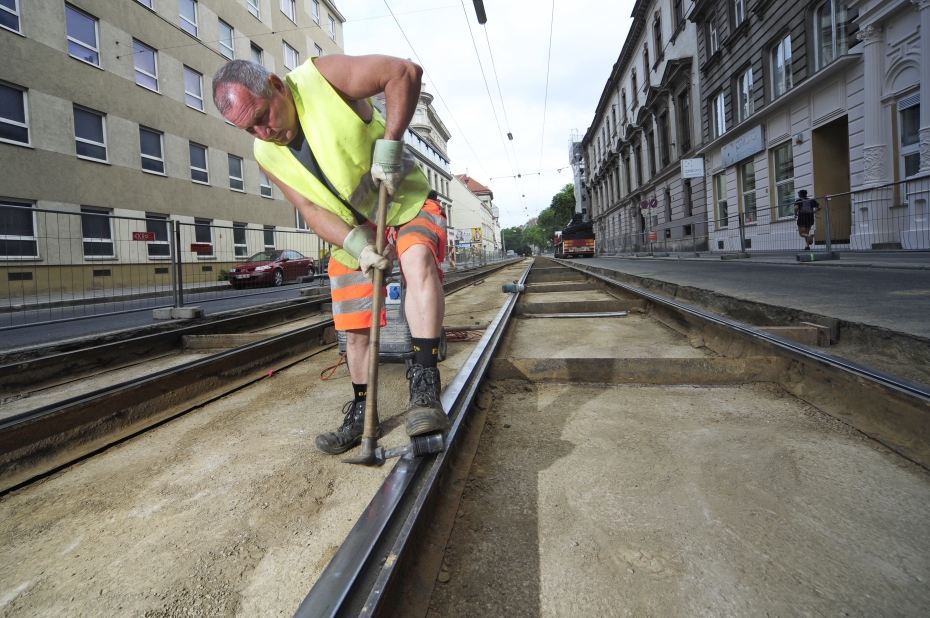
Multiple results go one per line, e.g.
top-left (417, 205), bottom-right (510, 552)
top-left (212, 55), bottom-right (449, 454)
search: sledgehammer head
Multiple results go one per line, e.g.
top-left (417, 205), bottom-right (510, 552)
top-left (343, 433), bottom-right (445, 466)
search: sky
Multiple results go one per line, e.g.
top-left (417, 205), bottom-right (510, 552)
top-left (340, 0), bottom-right (634, 230)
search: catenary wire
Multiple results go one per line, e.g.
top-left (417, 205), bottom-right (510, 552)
top-left (535, 0), bottom-right (556, 215)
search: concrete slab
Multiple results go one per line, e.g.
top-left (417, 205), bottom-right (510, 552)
top-left (516, 299), bottom-right (643, 315)
top-left (757, 325), bottom-right (823, 347)
top-left (505, 315), bottom-right (710, 358)
top-left (524, 282), bottom-right (601, 293)
top-left (429, 382), bottom-right (930, 616)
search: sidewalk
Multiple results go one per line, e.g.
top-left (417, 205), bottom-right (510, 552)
top-left (603, 250), bottom-right (930, 271)
top-left (583, 254), bottom-right (930, 340)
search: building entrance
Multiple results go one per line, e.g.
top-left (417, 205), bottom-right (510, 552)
top-left (812, 116), bottom-right (851, 244)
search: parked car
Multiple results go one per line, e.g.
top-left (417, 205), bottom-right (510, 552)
top-left (228, 250), bottom-right (314, 288)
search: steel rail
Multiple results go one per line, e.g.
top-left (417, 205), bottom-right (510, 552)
top-left (553, 258), bottom-right (930, 401)
top-left (292, 261), bottom-right (532, 618)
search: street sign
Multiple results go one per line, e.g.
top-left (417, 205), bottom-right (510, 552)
top-left (190, 243), bottom-right (212, 253)
top-left (639, 200), bottom-right (649, 210)
top-left (132, 232), bottom-right (155, 241)
top-left (649, 198), bottom-right (658, 208)
top-left (681, 157), bottom-right (705, 178)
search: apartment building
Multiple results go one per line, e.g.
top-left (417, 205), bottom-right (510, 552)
top-left (582, 0), bottom-right (707, 254)
top-left (0, 0), bottom-right (344, 294)
top-left (451, 174), bottom-right (500, 253)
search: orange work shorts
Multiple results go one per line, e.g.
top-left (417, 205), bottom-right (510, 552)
top-left (328, 199), bottom-right (447, 332)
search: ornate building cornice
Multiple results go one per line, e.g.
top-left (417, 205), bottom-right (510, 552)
top-left (856, 24), bottom-right (883, 45)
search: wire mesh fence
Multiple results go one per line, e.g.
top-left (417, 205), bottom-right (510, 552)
top-left (593, 175), bottom-right (930, 256)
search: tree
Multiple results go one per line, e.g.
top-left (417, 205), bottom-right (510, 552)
top-left (501, 226), bottom-right (532, 255)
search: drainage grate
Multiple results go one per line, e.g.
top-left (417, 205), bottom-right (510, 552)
top-left (93, 269), bottom-right (112, 277)
top-left (8, 272), bottom-right (33, 281)
top-left (201, 266), bottom-right (213, 272)
top-left (154, 267), bottom-right (169, 275)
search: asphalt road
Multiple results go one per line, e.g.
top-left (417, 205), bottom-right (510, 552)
top-left (0, 283), bottom-right (323, 351)
top-left (586, 256), bottom-right (930, 338)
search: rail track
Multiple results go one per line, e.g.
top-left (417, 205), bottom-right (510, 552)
top-left (1, 256), bottom-right (928, 616)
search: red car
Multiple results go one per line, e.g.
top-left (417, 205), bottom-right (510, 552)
top-left (228, 250), bottom-right (314, 288)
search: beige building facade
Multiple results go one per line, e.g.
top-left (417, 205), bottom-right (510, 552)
top-left (451, 174), bottom-right (500, 253)
top-left (0, 0), bottom-right (344, 296)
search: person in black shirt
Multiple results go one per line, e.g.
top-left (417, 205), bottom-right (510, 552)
top-left (794, 190), bottom-right (821, 250)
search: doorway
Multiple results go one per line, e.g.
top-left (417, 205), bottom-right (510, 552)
top-left (812, 116), bottom-right (851, 243)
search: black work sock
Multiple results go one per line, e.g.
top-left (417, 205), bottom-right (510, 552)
top-left (411, 337), bottom-right (440, 369)
top-left (352, 382), bottom-right (368, 403)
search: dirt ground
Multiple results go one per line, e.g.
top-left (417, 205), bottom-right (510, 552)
top-left (0, 262), bottom-right (529, 617)
top-left (428, 381), bottom-right (930, 617)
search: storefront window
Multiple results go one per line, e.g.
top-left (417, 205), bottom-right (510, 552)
top-left (740, 161), bottom-right (757, 223)
top-left (773, 142), bottom-right (795, 218)
top-left (714, 172), bottom-right (728, 228)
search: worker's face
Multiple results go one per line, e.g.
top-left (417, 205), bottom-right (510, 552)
top-left (222, 75), bottom-right (299, 146)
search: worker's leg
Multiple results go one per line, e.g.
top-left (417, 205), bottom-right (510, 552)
top-left (396, 199), bottom-right (450, 436)
top-left (315, 260), bottom-right (385, 455)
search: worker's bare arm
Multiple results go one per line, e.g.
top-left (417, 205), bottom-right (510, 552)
top-left (313, 54), bottom-right (422, 141)
top-left (261, 166), bottom-right (353, 247)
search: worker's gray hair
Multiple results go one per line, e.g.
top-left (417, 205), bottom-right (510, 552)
top-left (212, 60), bottom-right (274, 115)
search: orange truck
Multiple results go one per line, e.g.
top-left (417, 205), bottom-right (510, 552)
top-left (554, 217), bottom-right (595, 258)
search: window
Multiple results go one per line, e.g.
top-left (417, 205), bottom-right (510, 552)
top-left (179, 0), bottom-right (198, 37)
top-left (646, 130), bottom-right (656, 177)
top-left (295, 208), bottom-right (309, 229)
top-left (139, 127), bottom-right (164, 174)
top-left (653, 17), bottom-right (662, 60)
top-left (674, 0), bottom-right (683, 27)
top-left (0, 200), bottom-right (38, 259)
top-left (712, 92), bottom-right (726, 138)
top-left (184, 67), bottom-right (204, 111)
top-left (259, 169), bottom-right (273, 197)
top-left (66, 5), bottom-right (100, 66)
top-left (708, 14), bottom-right (719, 56)
top-left (678, 88), bottom-right (691, 152)
top-left (263, 226), bottom-right (275, 250)
top-left (218, 20), bottom-right (234, 59)
top-left (631, 71), bottom-right (638, 105)
top-left (815, 0), bottom-right (848, 70)
top-left (1, 0), bottom-right (21, 34)
top-left (228, 155), bottom-right (244, 191)
top-left (621, 90), bottom-right (628, 121)
top-left (733, 0), bottom-right (745, 27)
top-left (772, 142), bottom-right (795, 218)
top-left (328, 15), bottom-right (335, 40)
top-left (311, 0), bottom-right (320, 23)
top-left (643, 45), bottom-right (650, 76)
top-left (194, 218), bottom-right (213, 256)
top-left (899, 98), bottom-right (920, 179)
top-left (314, 44), bottom-right (323, 57)
top-left (740, 161), bottom-right (757, 223)
top-left (145, 213), bottom-right (170, 258)
top-left (634, 142), bottom-right (643, 187)
top-left (714, 173), bottom-right (728, 227)
top-left (247, 0), bottom-right (259, 19)
top-left (0, 83), bottom-right (29, 146)
top-left (283, 42), bottom-right (299, 71)
top-left (133, 40), bottom-right (158, 91)
top-left (73, 106), bottom-right (107, 162)
top-left (658, 112), bottom-right (670, 167)
top-left (771, 35), bottom-right (793, 99)
top-left (81, 207), bottom-right (114, 258)
top-left (190, 143), bottom-right (208, 184)
top-left (251, 44), bottom-right (263, 66)
top-left (737, 68), bottom-right (754, 122)
top-left (623, 155), bottom-right (632, 194)
top-left (233, 223), bottom-right (248, 256)
top-left (280, 0), bottom-right (296, 22)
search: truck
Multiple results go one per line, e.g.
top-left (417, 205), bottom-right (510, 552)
top-left (554, 213), bottom-right (595, 258)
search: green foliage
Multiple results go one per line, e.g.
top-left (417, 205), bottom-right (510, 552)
top-left (503, 184), bottom-right (577, 254)
top-left (501, 226), bottom-right (532, 255)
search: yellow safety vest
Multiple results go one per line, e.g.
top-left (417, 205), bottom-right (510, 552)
top-left (254, 59), bottom-right (430, 269)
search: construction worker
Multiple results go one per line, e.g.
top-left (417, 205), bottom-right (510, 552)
top-left (212, 55), bottom-right (450, 454)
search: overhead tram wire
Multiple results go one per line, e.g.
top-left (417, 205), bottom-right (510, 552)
top-left (535, 0), bottom-right (556, 215)
top-left (458, 0), bottom-right (526, 215)
top-left (382, 0), bottom-right (492, 183)
top-left (480, 19), bottom-right (531, 215)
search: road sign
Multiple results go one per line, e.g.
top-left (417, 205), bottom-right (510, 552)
top-left (649, 198), bottom-right (658, 208)
top-left (132, 232), bottom-right (155, 241)
top-left (639, 200), bottom-right (649, 210)
top-left (190, 243), bottom-right (212, 253)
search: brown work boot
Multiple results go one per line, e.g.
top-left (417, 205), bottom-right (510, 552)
top-left (405, 365), bottom-right (451, 436)
top-left (315, 400), bottom-right (380, 455)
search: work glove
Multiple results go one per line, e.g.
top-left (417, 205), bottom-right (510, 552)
top-left (343, 225), bottom-right (394, 282)
top-left (370, 139), bottom-right (407, 197)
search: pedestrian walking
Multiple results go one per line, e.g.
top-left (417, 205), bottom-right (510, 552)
top-left (794, 190), bottom-right (821, 250)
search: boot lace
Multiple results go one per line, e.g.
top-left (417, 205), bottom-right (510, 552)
top-left (339, 400), bottom-right (362, 431)
top-left (406, 365), bottom-right (439, 406)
